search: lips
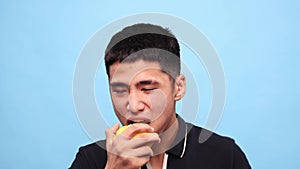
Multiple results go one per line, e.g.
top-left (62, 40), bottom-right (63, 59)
top-left (126, 118), bottom-right (151, 125)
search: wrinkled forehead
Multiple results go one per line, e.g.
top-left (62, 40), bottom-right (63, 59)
top-left (109, 60), bottom-right (163, 84)
top-left (109, 49), bottom-right (180, 82)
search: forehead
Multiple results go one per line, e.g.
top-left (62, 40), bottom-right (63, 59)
top-left (109, 60), bottom-right (169, 84)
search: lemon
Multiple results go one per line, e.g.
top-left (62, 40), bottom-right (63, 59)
top-left (116, 125), bottom-right (149, 138)
top-left (116, 125), bottom-right (131, 136)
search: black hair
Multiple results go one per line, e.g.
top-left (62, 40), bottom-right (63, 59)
top-left (105, 23), bottom-right (180, 79)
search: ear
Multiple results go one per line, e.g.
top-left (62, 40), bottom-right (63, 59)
top-left (174, 74), bottom-right (186, 101)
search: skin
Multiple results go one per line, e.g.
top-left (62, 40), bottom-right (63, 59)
top-left (105, 60), bottom-right (186, 169)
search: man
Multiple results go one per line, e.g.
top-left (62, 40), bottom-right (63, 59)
top-left (70, 23), bottom-right (251, 169)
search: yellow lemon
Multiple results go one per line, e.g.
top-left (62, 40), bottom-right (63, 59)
top-left (116, 125), bottom-right (131, 136)
top-left (116, 125), bottom-right (149, 138)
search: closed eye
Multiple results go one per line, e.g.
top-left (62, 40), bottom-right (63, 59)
top-left (141, 88), bottom-right (156, 92)
top-left (112, 89), bottom-right (128, 94)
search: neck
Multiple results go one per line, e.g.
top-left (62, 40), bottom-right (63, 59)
top-left (149, 118), bottom-right (179, 168)
top-left (148, 153), bottom-right (165, 169)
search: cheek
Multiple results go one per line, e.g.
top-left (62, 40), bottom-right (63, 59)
top-left (149, 90), bottom-right (167, 117)
top-left (111, 95), bottom-right (128, 118)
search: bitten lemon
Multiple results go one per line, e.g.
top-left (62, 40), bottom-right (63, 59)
top-left (116, 125), bottom-right (131, 136)
top-left (116, 125), bottom-right (149, 138)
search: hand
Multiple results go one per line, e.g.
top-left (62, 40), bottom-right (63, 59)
top-left (105, 123), bottom-right (160, 169)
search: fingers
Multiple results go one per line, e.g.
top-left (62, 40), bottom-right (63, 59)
top-left (121, 123), bottom-right (154, 138)
top-left (106, 123), bottom-right (120, 138)
top-left (113, 123), bottom-right (160, 148)
top-left (105, 123), bottom-right (120, 151)
top-left (124, 146), bottom-right (154, 157)
top-left (126, 133), bottom-right (160, 148)
top-left (111, 123), bottom-right (120, 133)
top-left (105, 123), bottom-right (157, 169)
top-left (111, 129), bottom-right (160, 159)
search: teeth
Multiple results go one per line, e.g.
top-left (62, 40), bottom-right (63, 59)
top-left (133, 120), bottom-right (144, 123)
top-left (128, 119), bottom-right (150, 124)
top-left (130, 120), bottom-right (149, 124)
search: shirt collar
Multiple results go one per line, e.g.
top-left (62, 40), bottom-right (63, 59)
top-left (166, 115), bottom-right (188, 158)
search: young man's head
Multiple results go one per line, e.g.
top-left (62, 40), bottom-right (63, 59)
top-left (104, 23), bottom-right (186, 134)
top-left (105, 23), bottom-right (180, 80)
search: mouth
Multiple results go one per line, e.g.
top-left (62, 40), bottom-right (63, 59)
top-left (127, 119), bottom-right (151, 125)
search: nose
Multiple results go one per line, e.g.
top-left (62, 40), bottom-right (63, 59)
top-left (127, 90), bottom-right (145, 114)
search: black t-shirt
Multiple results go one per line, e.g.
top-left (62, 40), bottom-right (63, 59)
top-left (70, 116), bottom-right (251, 169)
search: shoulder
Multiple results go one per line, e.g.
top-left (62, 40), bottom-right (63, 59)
top-left (69, 140), bottom-right (107, 169)
top-left (79, 140), bottom-right (107, 156)
top-left (185, 124), bottom-right (251, 168)
top-left (187, 123), bottom-right (236, 148)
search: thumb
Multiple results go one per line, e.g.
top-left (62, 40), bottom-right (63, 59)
top-left (111, 123), bottom-right (120, 133)
top-left (105, 123), bottom-right (120, 146)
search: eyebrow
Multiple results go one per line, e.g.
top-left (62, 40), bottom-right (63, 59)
top-left (110, 82), bottom-right (128, 88)
top-left (110, 80), bottom-right (159, 88)
top-left (136, 80), bottom-right (159, 86)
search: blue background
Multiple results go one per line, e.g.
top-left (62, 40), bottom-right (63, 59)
top-left (1, 0), bottom-right (299, 168)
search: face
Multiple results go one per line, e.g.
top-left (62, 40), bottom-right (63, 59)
top-left (109, 60), bottom-right (185, 134)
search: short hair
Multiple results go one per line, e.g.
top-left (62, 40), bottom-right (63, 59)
top-left (104, 23), bottom-right (181, 80)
